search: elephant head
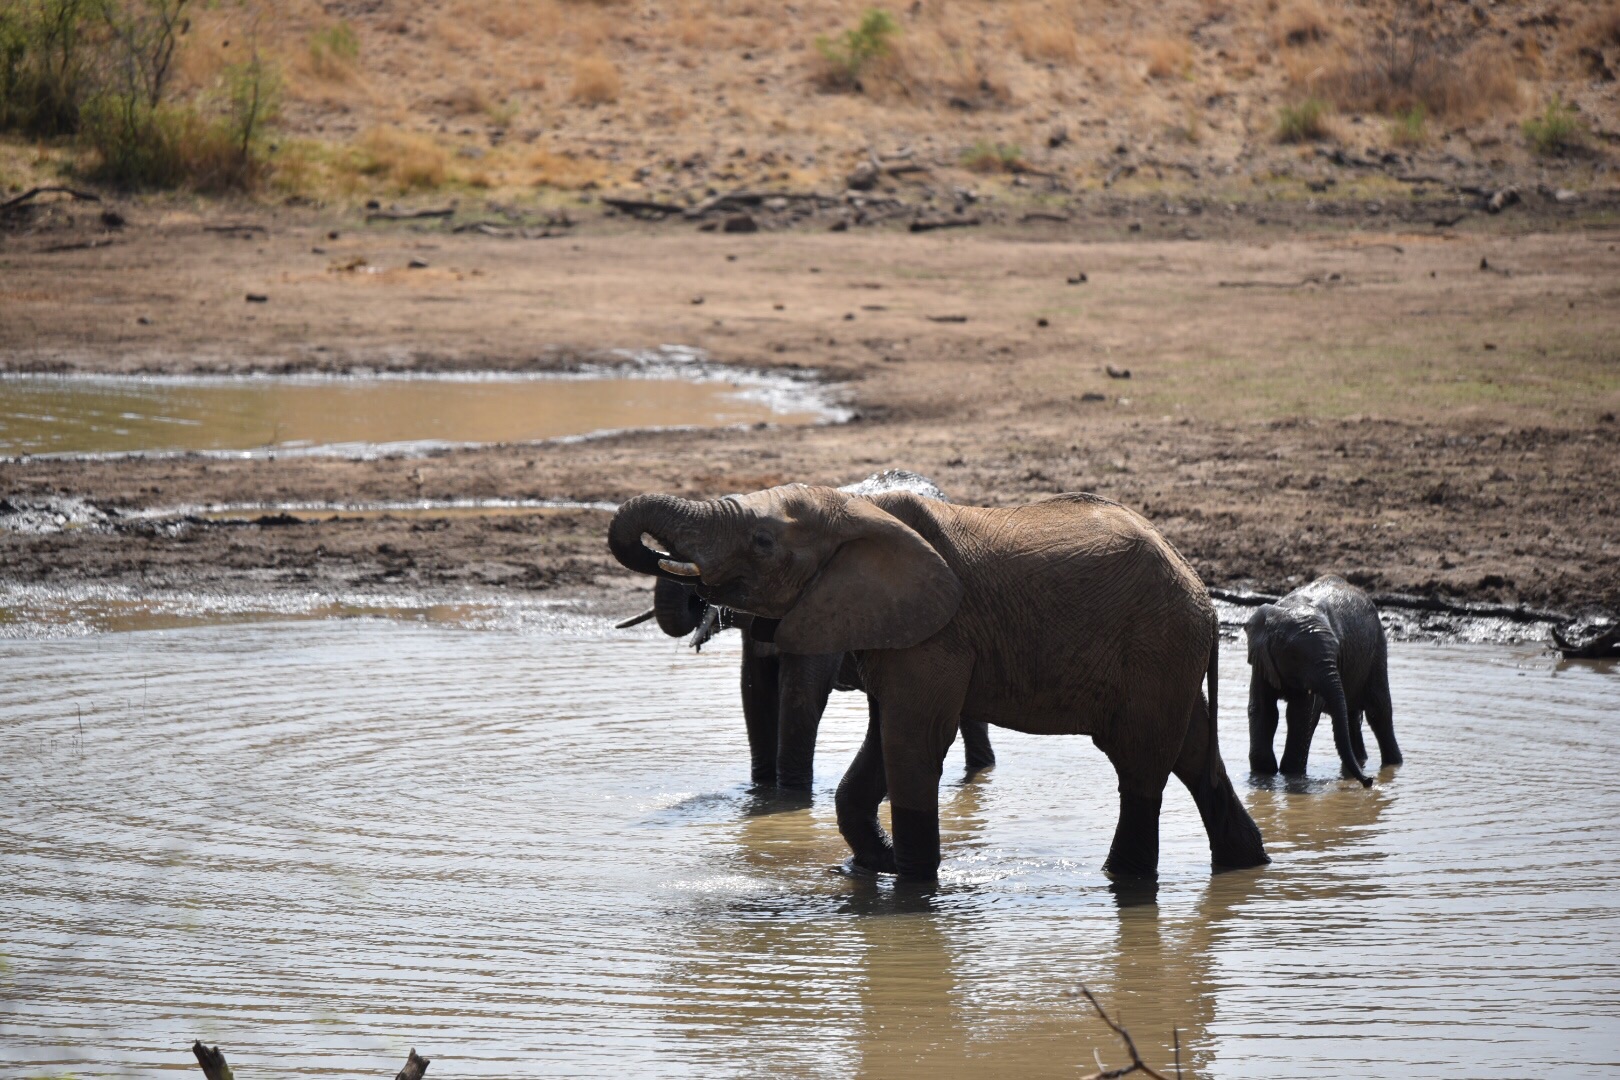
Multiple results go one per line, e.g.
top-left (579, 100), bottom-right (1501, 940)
top-left (607, 485), bottom-right (962, 655)
top-left (1244, 603), bottom-right (1371, 786)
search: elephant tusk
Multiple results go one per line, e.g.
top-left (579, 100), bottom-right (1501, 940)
top-left (614, 607), bottom-right (656, 629)
top-left (658, 558), bottom-right (702, 577)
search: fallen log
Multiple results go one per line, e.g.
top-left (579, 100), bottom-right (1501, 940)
top-left (366, 207), bottom-right (455, 222)
top-left (601, 196), bottom-right (686, 217)
top-left (203, 223), bottom-right (267, 234)
top-left (909, 216), bottom-right (980, 233)
top-left (0, 185), bottom-right (102, 212)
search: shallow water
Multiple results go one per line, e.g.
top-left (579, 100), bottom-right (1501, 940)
top-left (0, 368), bottom-right (830, 458)
top-left (2, 622), bottom-right (1616, 1078)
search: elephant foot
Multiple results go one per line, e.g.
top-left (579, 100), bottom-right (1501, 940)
top-left (889, 805), bottom-right (943, 880)
top-left (1380, 752), bottom-right (1404, 767)
top-left (844, 847), bottom-right (897, 876)
top-left (1249, 754), bottom-right (1279, 776)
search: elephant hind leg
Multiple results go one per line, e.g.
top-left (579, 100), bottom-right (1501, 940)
top-left (1174, 693), bottom-right (1270, 872)
top-left (960, 718), bottom-right (995, 774)
top-left (1365, 665), bottom-right (1402, 767)
top-left (1104, 786), bottom-right (1165, 880)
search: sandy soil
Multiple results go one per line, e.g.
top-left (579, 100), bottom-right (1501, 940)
top-left (2, 199), bottom-right (1618, 619)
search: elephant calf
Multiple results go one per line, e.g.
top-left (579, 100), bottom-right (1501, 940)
top-left (1244, 575), bottom-right (1402, 787)
top-left (639, 471), bottom-right (994, 790)
top-left (609, 482), bottom-right (1269, 880)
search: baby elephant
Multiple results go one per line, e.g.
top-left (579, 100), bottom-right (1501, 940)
top-left (1244, 576), bottom-right (1402, 787)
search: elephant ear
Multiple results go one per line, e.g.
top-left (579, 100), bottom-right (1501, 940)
top-left (653, 577), bottom-right (706, 638)
top-left (775, 498), bottom-right (962, 655)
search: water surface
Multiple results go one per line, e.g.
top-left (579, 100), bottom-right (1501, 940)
top-left (0, 367), bottom-right (832, 458)
top-left (1, 623), bottom-right (1615, 1077)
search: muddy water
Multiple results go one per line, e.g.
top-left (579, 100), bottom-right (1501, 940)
top-left (2, 624), bottom-right (1616, 1078)
top-left (0, 369), bottom-right (830, 458)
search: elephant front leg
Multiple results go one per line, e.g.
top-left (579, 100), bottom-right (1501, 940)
top-left (774, 651), bottom-right (841, 790)
top-left (739, 643), bottom-right (781, 788)
top-left (1277, 695), bottom-right (1319, 775)
top-left (1248, 670), bottom-right (1281, 774)
top-left (836, 699), bottom-right (895, 874)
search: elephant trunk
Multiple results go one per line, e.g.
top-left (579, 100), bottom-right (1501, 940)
top-left (608, 493), bottom-right (725, 584)
top-left (1316, 663), bottom-right (1372, 788)
top-left (653, 577), bottom-right (706, 638)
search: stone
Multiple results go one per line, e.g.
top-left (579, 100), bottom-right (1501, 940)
top-left (722, 213), bottom-right (758, 233)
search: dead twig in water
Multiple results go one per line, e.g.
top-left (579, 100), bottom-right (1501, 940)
top-left (189, 1041), bottom-right (428, 1079)
top-left (191, 1042), bottom-right (233, 1080)
top-left (1075, 985), bottom-right (1173, 1080)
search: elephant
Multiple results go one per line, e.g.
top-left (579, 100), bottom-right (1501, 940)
top-left (634, 470), bottom-right (995, 791)
top-left (607, 482), bottom-right (1269, 880)
top-left (1243, 575), bottom-right (1402, 787)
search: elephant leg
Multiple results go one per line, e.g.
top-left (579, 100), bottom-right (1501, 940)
top-left (1277, 695), bottom-right (1319, 776)
top-left (774, 651), bottom-right (842, 790)
top-left (1248, 668), bottom-right (1280, 774)
top-left (1174, 692), bottom-right (1270, 871)
top-left (960, 718), bottom-right (996, 774)
top-left (1365, 664), bottom-right (1402, 767)
top-left (836, 699), bottom-right (894, 874)
top-left (739, 643), bottom-right (781, 788)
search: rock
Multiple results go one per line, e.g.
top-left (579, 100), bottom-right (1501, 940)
top-left (828, 219), bottom-right (849, 232)
top-left (365, 199), bottom-right (381, 211)
top-left (1128, 221), bottom-right (1142, 232)
top-left (1106, 364), bottom-right (1131, 379)
top-left (1036, 317), bottom-right (1049, 327)
top-left (328, 231), bottom-right (340, 240)
top-left (1047, 126), bottom-right (1069, 148)
top-left (843, 312), bottom-right (855, 321)
top-left (1066, 272), bottom-right (1088, 284)
top-left (846, 160), bottom-right (880, 191)
top-left (690, 296), bottom-right (705, 305)
top-left (136, 315), bottom-right (151, 325)
top-left (100, 209), bottom-right (125, 229)
top-left (1554, 189), bottom-right (1579, 203)
top-left (1080, 392), bottom-right (1107, 402)
top-left (407, 257), bottom-right (429, 269)
top-left (1485, 187), bottom-right (1519, 214)
top-left (722, 213), bottom-right (758, 233)
top-left (764, 197), bottom-right (788, 212)
top-left (245, 293), bottom-right (268, 303)
top-left (697, 220), bottom-right (718, 232)
top-left (311, 246), bottom-right (326, 255)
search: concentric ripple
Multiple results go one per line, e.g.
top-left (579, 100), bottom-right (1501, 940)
top-left (1, 626), bottom-right (1615, 1077)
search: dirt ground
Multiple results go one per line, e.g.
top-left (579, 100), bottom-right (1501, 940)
top-left (2, 198), bottom-right (1618, 619)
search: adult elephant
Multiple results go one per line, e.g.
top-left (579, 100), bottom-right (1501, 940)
top-left (634, 471), bottom-right (995, 791)
top-left (608, 483), bottom-right (1269, 880)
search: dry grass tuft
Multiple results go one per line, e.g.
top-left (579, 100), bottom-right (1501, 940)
top-left (441, 84), bottom-right (492, 116)
top-left (527, 145), bottom-right (608, 189)
top-left (1011, 5), bottom-right (1079, 64)
top-left (1573, 1), bottom-right (1620, 48)
top-left (1274, 0), bottom-right (1331, 48)
top-left (359, 128), bottom-right (449, 189)
top-left (570, 54), bottom-right (621, 104)
top-left (1143, 37), bottom-right (1193, 79)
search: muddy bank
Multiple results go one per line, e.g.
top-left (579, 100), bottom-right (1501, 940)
top-left (2, 208), bottom-right (1618, 622)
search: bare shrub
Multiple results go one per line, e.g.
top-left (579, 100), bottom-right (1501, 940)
top-left (1311, 13), bottom-right (1518, 120)
top-left (569, 53), bottom-right (619, 104)
top-left (359, 127), bottom-right (448, 189)
top-left (1010, 5), bottom-right (1078, 64)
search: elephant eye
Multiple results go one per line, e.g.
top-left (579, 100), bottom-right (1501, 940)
top-left (752, 530), bottom-right (774, 551)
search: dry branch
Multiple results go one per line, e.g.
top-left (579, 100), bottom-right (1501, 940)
top-left (1076, 985), bottom-right (1173, 1080)
top-left (188, 1041), bottom-right (427, 1079)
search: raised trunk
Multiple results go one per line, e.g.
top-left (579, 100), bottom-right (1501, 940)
top-left (607, 494), bottom-right (723, 583)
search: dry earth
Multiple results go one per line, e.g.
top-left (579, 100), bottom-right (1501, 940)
top-left (2, 196), bottom-right (1618, 621)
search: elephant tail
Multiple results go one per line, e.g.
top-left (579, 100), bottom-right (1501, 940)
top-left (1205, 619), bottom-right (1221, 784)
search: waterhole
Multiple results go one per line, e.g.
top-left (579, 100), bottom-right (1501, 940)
top-left (2, 623), bottom-right (1615, 1078)
top-left (0, 360), bottom-right (837, 459)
